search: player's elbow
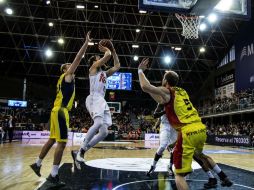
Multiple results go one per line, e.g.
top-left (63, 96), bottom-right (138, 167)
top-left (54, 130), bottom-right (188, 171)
top-left (141, 84), bottom-right (150, 92)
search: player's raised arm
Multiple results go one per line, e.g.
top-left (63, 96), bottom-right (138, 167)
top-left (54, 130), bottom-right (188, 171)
top-left (89, 43), bottom-right (111, 72)
top-left (66, 31), bottom-right (92, 75)
top-left (106, 42), bottom-right (120, 77)
top-left (138, 58), bottom-right (170, 104)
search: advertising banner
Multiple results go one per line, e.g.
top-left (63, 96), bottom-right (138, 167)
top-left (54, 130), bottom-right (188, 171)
top-left (14, 131), bottom-right (73, 140)
top-left (235, 19), bottom-right (254, 91)
top-left (207, 135), bottom-right (251, 147)
top-left (145, 133), bottom-right (160, 141)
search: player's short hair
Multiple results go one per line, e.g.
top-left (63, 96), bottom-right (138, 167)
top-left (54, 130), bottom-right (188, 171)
top-left (164, 71), bottom-right (179, 86)
top-left (88, 55), bottom-right (99, 66)
top-left (60, 63), bottom-right (70, 73)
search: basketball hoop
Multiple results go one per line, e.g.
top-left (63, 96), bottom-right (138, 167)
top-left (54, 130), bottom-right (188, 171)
top-left (175, 13), bottom-right (200, 39)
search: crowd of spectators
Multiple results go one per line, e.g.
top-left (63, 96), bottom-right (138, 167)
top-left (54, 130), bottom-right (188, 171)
top-left (199, 89), bottom-right (254, 115)
top-left (0, 101), bottom-right (157, 141)
top-left (1, 96), bottom-right (254, 146)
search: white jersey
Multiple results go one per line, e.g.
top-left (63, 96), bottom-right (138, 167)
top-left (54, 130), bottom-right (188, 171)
top-left (161, 114), bottom-right (169, 125)
top-left (89, 70), bottom-right (107, 97)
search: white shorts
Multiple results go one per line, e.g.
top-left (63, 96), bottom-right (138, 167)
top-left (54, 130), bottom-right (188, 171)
top-left (86, 95), bottom-right (112, 126)
top-left (160, 122), bottom-right (178, 146)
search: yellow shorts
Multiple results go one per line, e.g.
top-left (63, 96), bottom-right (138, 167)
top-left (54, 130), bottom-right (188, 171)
top-left (50, 107), bottom-right (69, 142)
top-left (173, 122), bottom-right (207, 174)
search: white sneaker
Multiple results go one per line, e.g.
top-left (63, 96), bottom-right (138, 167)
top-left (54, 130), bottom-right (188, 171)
top-left (71, 150), bottom-right (85, 170)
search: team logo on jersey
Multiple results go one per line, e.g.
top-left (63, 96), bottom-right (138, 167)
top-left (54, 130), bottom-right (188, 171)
top-left (99, 73), bottom-right (106, 83)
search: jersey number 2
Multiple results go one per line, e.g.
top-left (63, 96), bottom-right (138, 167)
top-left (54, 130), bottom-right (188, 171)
top-left (183, 99), bottom-right (192, 111)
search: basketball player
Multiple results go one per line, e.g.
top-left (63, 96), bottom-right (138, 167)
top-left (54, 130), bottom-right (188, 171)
top-left (72, 40), bottom-right (120, 169)
top-left (147, 103), bottom-right (229, 189)
top-left (146, 103), bottom-right (177, 177)
top-left (30, 32), bottom-right (92, 186)
top-left (137, 58), bottom-right (232, 190)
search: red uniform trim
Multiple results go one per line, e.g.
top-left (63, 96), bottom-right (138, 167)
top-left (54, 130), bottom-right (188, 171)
top-left (173, 132), bottom-right (183, 169)
top-left (164, 88), bottom-right (182, 126)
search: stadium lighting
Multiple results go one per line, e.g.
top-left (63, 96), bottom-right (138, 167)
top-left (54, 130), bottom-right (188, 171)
top-left (139, 10), bottom-right (147, 14)
top-left (46, 0), bottom-right (50, 5)
top-left (215, 0), bottom-right (232, 11)
top-left (94, 5), bottom-right (99, 8)
top-left (199, 23), bottom-right (207, 31)
top-left (76, 5), bottom-right (85, 9)
top-left (58, 38), bottom-right (64, 45)
top-left (45, 48), bottom-right (53, 58)
top-left (0, 0), bottom-right (5, 4)
top-left (48, 22), bottom-right (54, 27)
top-left (200, 47), bottom-right (206, 53)
top-left (88, 42), bottom-right (94, 46)
top-left (136, 28), bottom-right (141, 33)
top-left (175, 47), bottom-right (182, 51)
top-left (164, 56), bottom-right (171, 64)
top-left (5, 8), bottom-right (13, 15)
top-left (132, 44), bottom-right (139, 48)
top-left (133, 55), bottom-right (139, 61)
top-left (208, 13), bottom-right (217, 23)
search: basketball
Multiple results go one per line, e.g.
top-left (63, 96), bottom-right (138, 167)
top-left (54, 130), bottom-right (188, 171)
top-left (99, 39), bottom-right (114, 51)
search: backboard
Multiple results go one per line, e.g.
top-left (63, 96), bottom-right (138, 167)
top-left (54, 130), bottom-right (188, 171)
top-left (107, 102), bottom-right (121, 114)
top-left (139, 0), bottom-right (251, 20)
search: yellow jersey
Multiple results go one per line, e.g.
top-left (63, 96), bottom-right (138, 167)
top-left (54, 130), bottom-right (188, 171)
top-left (165, 87), bottom-right (201, 129)
top-left (53, 73), bottom-right (75, 111)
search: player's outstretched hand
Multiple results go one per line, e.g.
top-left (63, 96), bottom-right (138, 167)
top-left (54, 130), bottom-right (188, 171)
top-left (85, 31), bottom-right (92, 44)
top-left (138, 58), bottom-right (149, 72)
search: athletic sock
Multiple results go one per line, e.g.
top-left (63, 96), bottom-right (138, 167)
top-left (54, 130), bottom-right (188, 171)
top-left (206, 171), bottom-right (215, 178)
top-left (51, 165), bottom-right (59, 177)
top-left (213, 164), bottom-right (222, 174)
top-left (36, 158), bottom-right (42, 167)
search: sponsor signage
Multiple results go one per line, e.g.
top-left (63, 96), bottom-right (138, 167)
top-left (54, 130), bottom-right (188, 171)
top-left (145, 133), bottom-right (160, 141)
top-left (207, 135), bottom-right (251, 147)
top-left (14, 131), bottom-right (73, 140)
top-left (235, 19), bottom-right (254, 91)
top-left (215, 70), bottom-right (235, 88)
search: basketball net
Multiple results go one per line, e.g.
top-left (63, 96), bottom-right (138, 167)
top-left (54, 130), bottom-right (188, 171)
top-left (175, 13), bottom-right (200, 39)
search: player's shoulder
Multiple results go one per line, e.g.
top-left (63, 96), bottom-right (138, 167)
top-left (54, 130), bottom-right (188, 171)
top-left (173, 86), bottom-right (188, 95)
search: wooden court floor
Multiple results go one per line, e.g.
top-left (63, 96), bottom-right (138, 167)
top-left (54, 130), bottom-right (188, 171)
top-left (0, 140), bottom-right (253, 190)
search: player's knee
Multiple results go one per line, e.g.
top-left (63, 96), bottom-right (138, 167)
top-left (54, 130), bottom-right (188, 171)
top-left (101, 127), bottom-right (109, 138)
top-left (157, 146), bottom-right (166, 155)
top-left (94, 117), bottom-right (104, 127)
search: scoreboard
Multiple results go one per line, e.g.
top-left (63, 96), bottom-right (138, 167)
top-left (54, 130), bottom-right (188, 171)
top-left (106, 72), bottom-right (132, 90)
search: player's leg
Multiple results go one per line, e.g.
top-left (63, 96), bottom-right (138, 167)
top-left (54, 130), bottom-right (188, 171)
top-left (76, 116), bottom-right (103, 161)
top-left (147, 124), bottom-right (169, 176)
top-left (174, 123), bottom-right (207, 190)
top-left (173, 130), bottom-right (194, 190)
top-left (86, 110), bottom-right (112, 149)
top-left (46, 108), bottom-right (69, 186)
top-left (193, 153), bottom-right (217, 189)
top-left (195, 152), bottom-right (233, 187)
top-left (30, 111), bottom-right (56, 177)
top-left (167, 127), bottom-right (178, 175)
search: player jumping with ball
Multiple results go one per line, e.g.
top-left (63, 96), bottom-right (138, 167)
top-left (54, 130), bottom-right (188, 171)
top-left (72, 40), bottom-right (120, 169)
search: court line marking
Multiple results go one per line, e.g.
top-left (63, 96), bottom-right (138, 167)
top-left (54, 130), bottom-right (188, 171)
top-left (112, 179), bottom-right (254, 190)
